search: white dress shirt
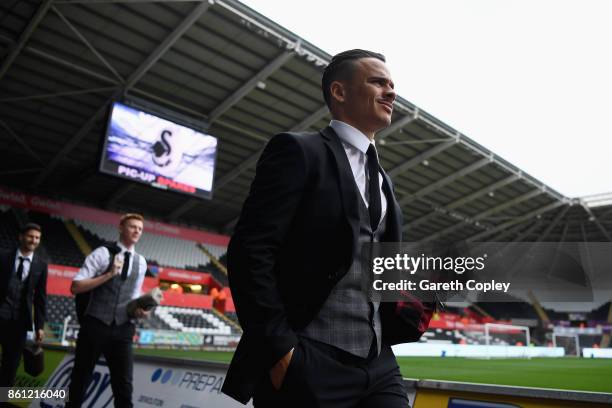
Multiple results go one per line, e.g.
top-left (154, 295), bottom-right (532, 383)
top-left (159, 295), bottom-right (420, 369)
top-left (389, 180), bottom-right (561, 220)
top-left (14, 249), bottom-right (34, 282)
top-left (330, 120), bottom-right (388, 224)
top-left (73, 241), bottom-right (146, 300)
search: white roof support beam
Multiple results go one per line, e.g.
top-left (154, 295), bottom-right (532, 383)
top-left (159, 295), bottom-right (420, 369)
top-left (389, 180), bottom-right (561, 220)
top-left (208, 50), bottom-right (295, 122)
top-left (465, 201), bottom-right (565, 242)
top-left (403, 174), bottom-right (519, 232)
top-left (599, 207), bottom-right (612, 220)
top-left (581, 202), bottom-right (612, 241)
top-left (0, 86), bottom-right (118, 103)
top-left (377, 112), bottom-right (417, 141)
top-left (489, 220), bottom-right (532, 242)
top-left (0, 0), bottom-right (54, 81)
top-left (292, 104), bottom-right (329, 132)
top-left (559, 221), bottom-right (569, 243)
top-left (32, 1), bottom-right (212, 188)
top-left (0, 32), bottom-right (118, 84)
top-left (52, 5), bottom-right (124, 83)
top-left (398, 157), bottom-right (490, 207)
top-left (26, 46), bottom-right (119, 85)
top-left (122, 2), bottom-right (212, 89)
top-left (474, 189), bottom-right (544, 223)
top-left (511, 220), bottom-right (543, 242)
top-left (215, 104), bottom-right (328, 190)
top-left (0, 120), bottom-right (45, 165)
top-left (422, 189), bottom-right (544, 242)
top-left (536, 204), bottom-right (570, 242)
top-left (387, 138), bottom-right (457, 178)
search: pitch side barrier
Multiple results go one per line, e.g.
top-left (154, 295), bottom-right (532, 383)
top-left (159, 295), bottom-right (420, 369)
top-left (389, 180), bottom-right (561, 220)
top-left (25, 345), bottom-right (612, 407)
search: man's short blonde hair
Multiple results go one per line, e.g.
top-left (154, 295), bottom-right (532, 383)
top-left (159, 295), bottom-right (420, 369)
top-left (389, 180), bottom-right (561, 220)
top-left (119, 213), bottom-right (145, 226)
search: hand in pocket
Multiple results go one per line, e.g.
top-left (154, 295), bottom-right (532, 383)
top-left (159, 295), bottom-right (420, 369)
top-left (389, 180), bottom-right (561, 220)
top-left (270, 347), bottom-right (294, 390)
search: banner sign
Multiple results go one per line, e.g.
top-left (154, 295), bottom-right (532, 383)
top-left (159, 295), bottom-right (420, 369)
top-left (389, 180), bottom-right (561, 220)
top-left (138, 330), bottom-right (203, 346)
top-left (30, 354), bottom-right (251, 407)
top-left (0, 186), bottom-right (229, 246)
top-left (157, 268), bottom-right (210, 285)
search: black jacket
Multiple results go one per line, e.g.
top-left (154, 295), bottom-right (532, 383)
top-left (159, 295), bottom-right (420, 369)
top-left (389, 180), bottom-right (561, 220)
top-left (222, 127), bottom-right (428, 404)
top-left (0, 248), bottom-right (48, 331)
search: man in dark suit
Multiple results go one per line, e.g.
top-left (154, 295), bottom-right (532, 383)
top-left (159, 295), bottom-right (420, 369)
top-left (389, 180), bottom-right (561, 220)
top-left (222, 50), bottom-right (434, 407)
top-left (0, 222), bottom-right (47, 387)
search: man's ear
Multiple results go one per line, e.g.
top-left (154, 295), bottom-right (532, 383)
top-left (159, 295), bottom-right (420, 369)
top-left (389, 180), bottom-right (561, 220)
top-left (330, 80), bottom-right (346, 104)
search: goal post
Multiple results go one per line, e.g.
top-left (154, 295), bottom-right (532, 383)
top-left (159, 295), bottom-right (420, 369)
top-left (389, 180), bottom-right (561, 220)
top-left (484, 323), bottom-right (531, 358)
top-left (552, 332), bottom-right (580, 357)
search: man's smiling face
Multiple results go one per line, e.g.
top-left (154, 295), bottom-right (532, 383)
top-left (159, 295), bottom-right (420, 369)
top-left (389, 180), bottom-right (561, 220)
top-left (341, 57), bottom-right (396, 137)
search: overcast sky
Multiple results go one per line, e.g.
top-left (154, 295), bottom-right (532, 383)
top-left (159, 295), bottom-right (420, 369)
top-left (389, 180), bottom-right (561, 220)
top-left (241, 0), bottom-right (611, 198)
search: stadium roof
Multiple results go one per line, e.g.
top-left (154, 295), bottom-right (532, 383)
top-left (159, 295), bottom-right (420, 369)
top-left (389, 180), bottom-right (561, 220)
top-left (1, 0), bottom-right (610, 242)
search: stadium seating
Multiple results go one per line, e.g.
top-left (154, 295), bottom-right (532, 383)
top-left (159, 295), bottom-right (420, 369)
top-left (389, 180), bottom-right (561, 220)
top-left (201, 243), bottom-right (227, 260)
top-left (479, 302), bottom-right (540, 321)
top-left (47, 295), bottom-right (78, 326)
top-left (225, 311), bottom-right (239, 327)
top-left (26, 212), bottom-right (84, 267)
top-left (74, 219), bottom-right (211, 269)
top-left (76, 223), bottom-right (105, 251)
top-left (188, 263), bottom-right (228, 287)
top-left (588, 302), bottom-right (611, 321)
top-left (154, 306), bottom-right (232, 335)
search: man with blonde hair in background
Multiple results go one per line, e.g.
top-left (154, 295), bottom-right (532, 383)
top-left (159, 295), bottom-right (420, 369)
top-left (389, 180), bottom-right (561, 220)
top-left (67, 213), bottom-right (149, 407)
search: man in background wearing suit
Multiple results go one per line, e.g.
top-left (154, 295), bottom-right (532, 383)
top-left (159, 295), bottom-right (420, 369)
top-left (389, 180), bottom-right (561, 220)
top-left (223, 49), bottom-right (433, 407)
top-left (0, 222), bottom-right (47, 387)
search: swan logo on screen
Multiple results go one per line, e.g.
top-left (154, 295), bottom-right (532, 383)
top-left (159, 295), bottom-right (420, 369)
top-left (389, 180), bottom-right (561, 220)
top-left (152, 129), bottom-right (174, 168)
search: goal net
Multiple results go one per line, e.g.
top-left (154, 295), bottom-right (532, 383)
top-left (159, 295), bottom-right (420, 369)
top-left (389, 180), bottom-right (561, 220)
top-left (553, 333), bottom-right (580, 357)
top-left (484, 323), bottom-right (531, 358)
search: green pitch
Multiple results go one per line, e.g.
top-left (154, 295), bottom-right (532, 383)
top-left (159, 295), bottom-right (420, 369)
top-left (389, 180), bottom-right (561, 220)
top-left (12, 348), bottom-right (612, 401)
top-left (395, 356), bottom-right (612, 393)
top-left (134, 349), bottom-right (612, 393)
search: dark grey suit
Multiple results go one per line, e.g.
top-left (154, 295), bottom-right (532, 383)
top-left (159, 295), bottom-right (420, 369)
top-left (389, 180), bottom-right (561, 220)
top-left (0, 248), bottom-right (47, 386)
top-left (223, 127), bottom-right (433, 406)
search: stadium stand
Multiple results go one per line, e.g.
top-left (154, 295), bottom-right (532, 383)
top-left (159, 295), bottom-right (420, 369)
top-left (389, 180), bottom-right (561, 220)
top-left (188, 263), bottom-right (228, 287)
top-left (75, 223), bottom-right (105, 253)
top-left (74, 219), bottom-right (211, 269)
top-left (479, 302), bottom-right (540, 321)
top-left (0, 206), bottom-right (20, 249)
top-left (589, 302), bottom-right (611, 321)
top-left (26, 211), bottom-right (84, 267)
top-left (224, 311), bottom-right (240, 327)
top-left (196, 244), bottom-right (229, 286)
top-left (154, 306), bottom-right (232, 335)
top-left (47, 295), bottom-right (78, 326)
top-left (201, 243), bottom-right (227, 261)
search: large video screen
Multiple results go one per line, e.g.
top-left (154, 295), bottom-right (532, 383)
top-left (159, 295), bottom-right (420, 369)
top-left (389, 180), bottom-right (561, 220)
top-left (100, 102), bottom-right (217, 199)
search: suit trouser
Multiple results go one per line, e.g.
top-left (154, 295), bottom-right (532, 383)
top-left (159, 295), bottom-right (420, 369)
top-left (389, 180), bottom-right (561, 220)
top-left (66, 316), bottom-right (135, 408)
top-left (253, 336), bottom-right (409, 408)
top-left (0, 318), bottom-right (28, 388)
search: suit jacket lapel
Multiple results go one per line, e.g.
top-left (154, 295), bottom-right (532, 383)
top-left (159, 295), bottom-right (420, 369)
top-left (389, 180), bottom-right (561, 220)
top-left (3, 250), bottom-right (17, 288)
top-left (320, 127), bottom-right (360, 253)
top-left (27, 254), bottom-right (40, 291)
top-left (380, 167), bottom-right (403, 242)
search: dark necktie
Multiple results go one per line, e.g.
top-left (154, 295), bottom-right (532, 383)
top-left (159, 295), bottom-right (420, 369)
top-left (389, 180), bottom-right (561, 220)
top-left (121, 252), bottom-right (131, 281)
top-left (16, 256), bottom-right (25, 281)
top-left (366, 144), bottom-right (382, 231)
